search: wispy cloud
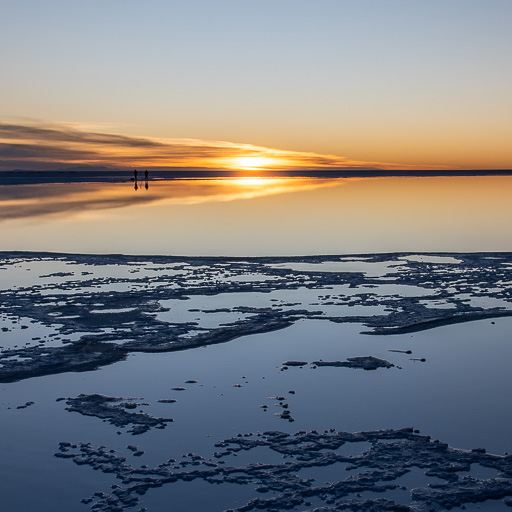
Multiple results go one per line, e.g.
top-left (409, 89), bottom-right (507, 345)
top-left (0, 121), bottom-right (450, 171)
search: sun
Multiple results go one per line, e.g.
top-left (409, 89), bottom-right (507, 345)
top-left (231, 156), bottom-right (277, 170)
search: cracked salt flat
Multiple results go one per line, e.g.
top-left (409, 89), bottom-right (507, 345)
top-left (89, 308), bottom-right (137, 314)
top-left (268, 259), bottom-right (401, 276)
top-left (457, 294), bottom-right (512, 310)
top-left (356, 467), bottom-right (447, 504)
top-left (36, 279), bottom-right (180, 296)
top-left (399, 255), bottom-right (463, 264)
top-left (50, 316), bottom-right (512, 510)
top-left (2, 252), bottom-right (512, 511)
top-left (17, 266), bottom-right (276, 299)
top-left (157, 283), bottom-right (430, 321)
top-left (156, 303), bottom-right (257, 329)
top-left (0, 258), bottom-right (70, 290)
top-left (0, 258), bottom-right (186, 295)
top-left (0, 315), bottom-right (98, 351)
top-left (418, 299), bottom-right (458, 309)
top-left (460, 503), bottom-right (511, 511)
top-left (2, 316), bottom-right (512, 511)
top-left (223, 274), bottom-right (279, 283)
top-left (4, 252), bottom-right (512, 385)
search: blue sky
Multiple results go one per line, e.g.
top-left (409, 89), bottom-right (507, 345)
top-left (1, 0), bottom-right (511, 169)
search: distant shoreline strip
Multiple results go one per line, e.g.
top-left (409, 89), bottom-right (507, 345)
top-left (1, 168), bottom-right (512, 185)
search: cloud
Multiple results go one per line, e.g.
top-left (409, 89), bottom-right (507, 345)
top-left (0, 121), bottom-right (449, 171)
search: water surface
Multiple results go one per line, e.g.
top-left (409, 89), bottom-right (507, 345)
top-left (2, 176), bottom-right (512, 511)
top-left (1, 176), bottom-right (511, 255)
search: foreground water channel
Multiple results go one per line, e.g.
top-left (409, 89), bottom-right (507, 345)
top-left (1, 252), bottom-right (512, 511)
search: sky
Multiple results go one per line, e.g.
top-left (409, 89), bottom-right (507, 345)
top-left (1, 0), bottom-right (512, 171)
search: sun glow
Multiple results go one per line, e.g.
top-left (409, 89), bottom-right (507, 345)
top-left (230, 156), bottom-right (279, 170)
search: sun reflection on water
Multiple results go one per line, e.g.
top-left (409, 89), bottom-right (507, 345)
top-left (2, 176), bottom-right (512, 256)
top-left (233, 177), bottom-right (271, 186)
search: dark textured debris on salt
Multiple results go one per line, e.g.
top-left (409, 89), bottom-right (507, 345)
top-left (16, 401), bottom-right (35, 409)
top-left (126, 445), bottom-right (145, 457)
top-left (63, 394), bottom-right (173, 435)
top-left (309, 356), bottom-right (395, 370)
top-left (3, 252), bottom-right (512, 384)
top-left (54, 426), bottom-right (512, 512)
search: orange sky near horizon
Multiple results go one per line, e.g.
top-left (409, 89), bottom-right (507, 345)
top-left (0, 121), bottom-right (459, 172)
top-left (1, 1), bottom-right (512, 170)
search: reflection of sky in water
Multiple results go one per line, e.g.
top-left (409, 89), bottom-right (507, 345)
top-left (399, 255), bottom-right (463, 264)
top-left (0, 259), bottom-right (185, 291)
top-left (2, 176), bottom-right (512, 255)
top-left (268, 260), bottom-right (401, 276)
top-left (141, 479), bottom-right (260, 512)
top-left (1, 178), bottom-right (512, 512)
top-left (157, 283), bottom-right (429, 324)
top-left (457, 294), bottom-right (512, 310)
top-left (2, 317), bottom-right (512, 511)
top-left (418, 299), bottom-right (458, 309)
top-left (156, 301), bottom-right (257, 330)
top-left (0, 315), bottom-right (97, 351)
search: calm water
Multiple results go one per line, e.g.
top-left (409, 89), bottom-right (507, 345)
top-left (2, 316), bottom-right (512, 511)
top-left (2, 176), bottom-right (512, 511)
top-left (1, 176), bottom-right (512, 255)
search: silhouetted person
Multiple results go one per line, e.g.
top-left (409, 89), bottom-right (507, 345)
top-left (144, 169), bottom-right (148, 180)
top-left (133, 169), bottom-right (140, 190)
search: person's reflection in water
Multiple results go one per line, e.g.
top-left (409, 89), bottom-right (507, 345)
top-left (144, 169), bottom-right (149, 190)
top-left (133, 169), bottom-right (139, 190)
